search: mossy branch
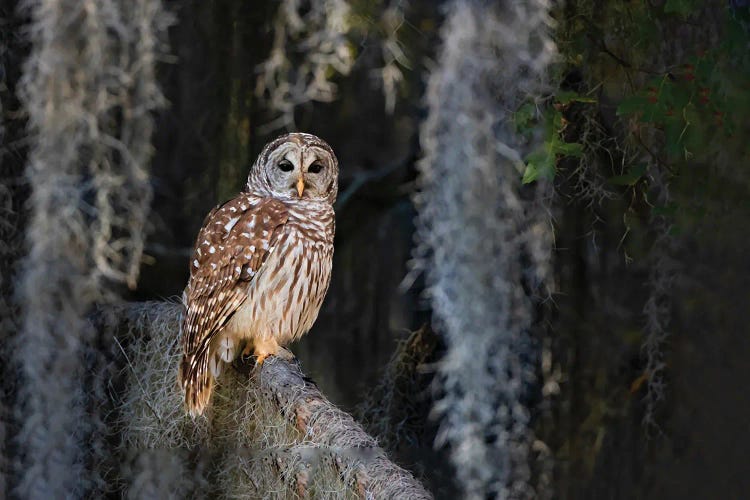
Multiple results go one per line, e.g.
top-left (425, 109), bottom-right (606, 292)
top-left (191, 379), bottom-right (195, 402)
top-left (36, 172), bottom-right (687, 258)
top-left (97, 301), bottom-right (432, 498)
top-left (247, 354), bottom-right (433, 499)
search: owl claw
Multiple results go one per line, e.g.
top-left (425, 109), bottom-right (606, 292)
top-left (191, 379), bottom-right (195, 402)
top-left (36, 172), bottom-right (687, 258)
top-left (243, 337), bottom-right (283, 368)
top-left (255, 353), bottom-right (269, 366)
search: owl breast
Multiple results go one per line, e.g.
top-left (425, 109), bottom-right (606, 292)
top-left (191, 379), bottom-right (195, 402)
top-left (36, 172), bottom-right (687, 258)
top-left (221, 203), bottom-right (334, 352)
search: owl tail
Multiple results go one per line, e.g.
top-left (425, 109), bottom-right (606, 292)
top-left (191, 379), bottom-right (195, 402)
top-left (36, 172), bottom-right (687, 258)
top-left (179, 352), bottom-right (215, 417)
top-left (179, 337), bottom-right (236, 416)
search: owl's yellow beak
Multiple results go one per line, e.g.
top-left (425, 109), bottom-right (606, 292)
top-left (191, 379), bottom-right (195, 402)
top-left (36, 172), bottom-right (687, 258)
top-left (296, 176), bottom-right (305, 197)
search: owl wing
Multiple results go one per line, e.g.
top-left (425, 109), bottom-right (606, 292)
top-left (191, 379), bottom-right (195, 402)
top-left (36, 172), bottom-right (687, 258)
top-left (179, 194), bottom-right (289, 414)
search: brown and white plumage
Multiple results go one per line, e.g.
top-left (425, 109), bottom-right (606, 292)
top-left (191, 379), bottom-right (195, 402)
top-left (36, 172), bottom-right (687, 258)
top-left (179, 133), bottom-right (338, 415)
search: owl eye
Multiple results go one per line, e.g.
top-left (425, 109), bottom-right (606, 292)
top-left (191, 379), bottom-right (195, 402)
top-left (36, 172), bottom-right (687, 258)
top-left (278, 160), bottom-right (294, 172)
top-left (308, 162), bottom-right (324, 174)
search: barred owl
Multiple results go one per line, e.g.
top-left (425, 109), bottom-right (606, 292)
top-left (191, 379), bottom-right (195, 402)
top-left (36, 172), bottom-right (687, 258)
top-left (179, 133), bottom-right (338, 416)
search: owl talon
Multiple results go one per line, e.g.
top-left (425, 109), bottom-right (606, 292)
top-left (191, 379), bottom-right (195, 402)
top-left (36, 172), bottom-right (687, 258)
top-left (251, 337), bottom-right (281, 368)
top-left (254, 353), bottom-right (269, 366)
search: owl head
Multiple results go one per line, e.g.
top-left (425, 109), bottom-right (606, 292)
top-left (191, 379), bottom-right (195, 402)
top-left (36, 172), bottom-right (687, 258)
top-left (246, 133), bottom-right (339, 205)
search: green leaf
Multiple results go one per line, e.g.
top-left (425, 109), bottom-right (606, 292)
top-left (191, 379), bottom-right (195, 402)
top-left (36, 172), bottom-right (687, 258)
top-left (642, 101), bottom-right (668, 124)
top-left (552, 111), bottom-right (564, 130)
top-left (668, 84), bottom-right (691, 110)
top-left (607, 163), bottom-right (647, 186)
top-left (522, 163), bottom-right (540, 184)
top-left (556, 90), bottom-right (597, 105)
top-left (617, 95), bottom-right (649, 116)
top-left (522, 148), bottom-right (556, 184)
top-left (553, 141), bottom-right (584, 157)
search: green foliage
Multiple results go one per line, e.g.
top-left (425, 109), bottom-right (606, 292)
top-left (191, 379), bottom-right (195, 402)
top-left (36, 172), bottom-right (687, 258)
top-left (615, 53), bottom-right (741, 163)
top-left (515, 93), bottom-right (591, 184)
top-left (524, 0), bottom-right (750, 201)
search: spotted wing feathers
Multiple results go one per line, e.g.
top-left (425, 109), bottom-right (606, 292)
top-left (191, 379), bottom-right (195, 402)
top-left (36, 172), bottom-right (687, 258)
top-left (179, 195), bottom-right (288, 415)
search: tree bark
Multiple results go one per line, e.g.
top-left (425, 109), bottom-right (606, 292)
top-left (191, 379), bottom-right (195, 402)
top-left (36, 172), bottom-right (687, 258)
top-left (246, 354), bottom-right (433, 499)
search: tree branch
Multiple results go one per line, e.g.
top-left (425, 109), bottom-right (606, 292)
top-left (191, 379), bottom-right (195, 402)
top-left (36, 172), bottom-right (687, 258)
top-left (95, 301), bottom-right (432, 499)
top-left (249, 354), bottom-right (433, 499)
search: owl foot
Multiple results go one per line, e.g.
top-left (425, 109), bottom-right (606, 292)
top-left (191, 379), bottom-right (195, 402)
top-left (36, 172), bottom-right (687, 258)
top-left (255, 352), bottom-right (270, 366)
top-left (254, 349), bottom-right (295, 366)
top-left (249, 338), bottom-right (281, 367)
